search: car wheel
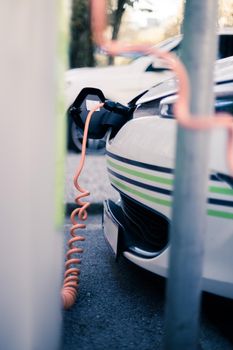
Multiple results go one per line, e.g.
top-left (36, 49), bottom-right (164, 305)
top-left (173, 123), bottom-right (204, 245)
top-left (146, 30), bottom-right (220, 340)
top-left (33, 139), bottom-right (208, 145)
top-left (67, 117), bottom-right (106, 154)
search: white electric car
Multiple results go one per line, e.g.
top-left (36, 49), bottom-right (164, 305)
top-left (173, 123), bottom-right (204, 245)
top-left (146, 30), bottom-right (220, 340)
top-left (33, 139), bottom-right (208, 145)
top-left (102, 66), bottom-right (233, 300)
top-left (68, 54), bottom-right (233, 299)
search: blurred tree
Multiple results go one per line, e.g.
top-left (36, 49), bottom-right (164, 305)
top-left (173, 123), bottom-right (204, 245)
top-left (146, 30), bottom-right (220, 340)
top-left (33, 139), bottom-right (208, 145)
top-left (108, 0), bottom-right (134, 64)
top-left (108, 0), bottom-right (155, 64)
top-left (108, 0), bottom-right (138, 41)
top-left (69, 0), bottom-right (95, 68)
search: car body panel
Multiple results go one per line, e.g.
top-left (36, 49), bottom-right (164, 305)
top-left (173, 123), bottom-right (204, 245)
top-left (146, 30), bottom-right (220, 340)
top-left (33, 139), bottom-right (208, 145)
top-left (104, 115), bottom-right (233, 298)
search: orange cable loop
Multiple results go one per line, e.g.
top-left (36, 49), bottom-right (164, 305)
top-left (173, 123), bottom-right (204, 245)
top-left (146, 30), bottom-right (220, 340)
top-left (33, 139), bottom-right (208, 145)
top-left (62, 103), bottom-right (104, 309)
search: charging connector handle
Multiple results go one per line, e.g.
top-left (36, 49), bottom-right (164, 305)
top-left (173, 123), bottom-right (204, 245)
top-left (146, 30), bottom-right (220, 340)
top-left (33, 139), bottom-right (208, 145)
top-left (104, 100), bottom-right (132, 116)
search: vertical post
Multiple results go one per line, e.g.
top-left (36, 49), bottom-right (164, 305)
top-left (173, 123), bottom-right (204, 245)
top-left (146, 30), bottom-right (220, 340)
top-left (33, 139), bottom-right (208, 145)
top-left (165, 1), bottom-right (218, 349)
top-left (0, 1), bottom-right (67, 349)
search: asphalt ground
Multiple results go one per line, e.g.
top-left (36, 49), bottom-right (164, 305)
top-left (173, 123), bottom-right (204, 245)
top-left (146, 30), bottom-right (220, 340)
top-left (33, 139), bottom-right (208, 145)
top-left (62, 152), bottom-right (233, 350)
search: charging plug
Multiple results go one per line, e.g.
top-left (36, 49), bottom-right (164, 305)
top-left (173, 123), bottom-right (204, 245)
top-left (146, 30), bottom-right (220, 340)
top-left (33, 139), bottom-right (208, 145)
top-left (104, 100), bottom-right (132, 116)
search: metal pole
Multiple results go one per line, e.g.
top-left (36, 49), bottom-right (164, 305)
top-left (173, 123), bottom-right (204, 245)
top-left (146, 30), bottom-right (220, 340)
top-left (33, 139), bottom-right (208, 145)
top-left (0, 1), bottom-right (67, 349)
top-left (165, 1), bottom-right (218, 349)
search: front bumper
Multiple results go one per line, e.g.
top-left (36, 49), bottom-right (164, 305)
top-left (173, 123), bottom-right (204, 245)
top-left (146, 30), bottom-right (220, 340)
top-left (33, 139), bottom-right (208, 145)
top-left (103, 199), bottom-right (233, 299)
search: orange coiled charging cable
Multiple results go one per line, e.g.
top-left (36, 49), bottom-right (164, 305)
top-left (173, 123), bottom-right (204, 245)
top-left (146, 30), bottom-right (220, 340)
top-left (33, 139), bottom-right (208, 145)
top-left (62, 103), bottom-right (104, 309)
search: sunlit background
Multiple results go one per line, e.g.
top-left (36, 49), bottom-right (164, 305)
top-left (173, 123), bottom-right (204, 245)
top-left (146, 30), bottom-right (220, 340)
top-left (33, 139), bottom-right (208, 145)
top-left (67, 0), bottom-right (233, 67)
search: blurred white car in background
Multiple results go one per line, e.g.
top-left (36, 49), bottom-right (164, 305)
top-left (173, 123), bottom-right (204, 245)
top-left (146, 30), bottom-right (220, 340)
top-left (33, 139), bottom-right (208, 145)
top-left (65, 35), bottom-right (181, 107)
top-left (66, 30), bottom-right (233, 152)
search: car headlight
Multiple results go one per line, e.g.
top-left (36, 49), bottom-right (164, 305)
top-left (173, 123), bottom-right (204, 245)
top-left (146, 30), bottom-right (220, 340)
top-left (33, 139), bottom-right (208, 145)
top-left (159, 95), bottom-right (177, 119)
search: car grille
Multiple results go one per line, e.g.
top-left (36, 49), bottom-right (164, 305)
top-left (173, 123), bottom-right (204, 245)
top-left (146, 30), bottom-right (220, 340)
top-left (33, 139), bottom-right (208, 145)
top-left (121, 194), bottom-right (169, 251)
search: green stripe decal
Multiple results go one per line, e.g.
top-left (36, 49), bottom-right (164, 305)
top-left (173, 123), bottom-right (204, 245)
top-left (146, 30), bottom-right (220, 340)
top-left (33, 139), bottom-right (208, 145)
top-left (107, 159), bottom-right (173, 186)
top-left (110, 177), bottom-right (171, 207)
top-left (107, 158), bottom-right (233, 198)
top-left (207, 209), bottom-right (233, 220)
top-left (110, 176), bottom-right (233, 220)
top-left (209, 186), bottom-right (233, 196)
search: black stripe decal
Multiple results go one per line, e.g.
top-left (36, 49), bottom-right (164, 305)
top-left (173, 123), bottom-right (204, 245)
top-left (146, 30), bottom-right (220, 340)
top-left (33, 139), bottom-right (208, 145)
top-left (208, 198), bottom-right (233, 207)
top-left (216, 79), bottom-right (233, 85)
top-left (108, 168), bottom-right (233, 208)
top-left (106, 150), bottom-right (221, 182)
top-left (106, 150), bottom-right (173, 174)
top-left (108, 168), bottom-right (172, 195)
